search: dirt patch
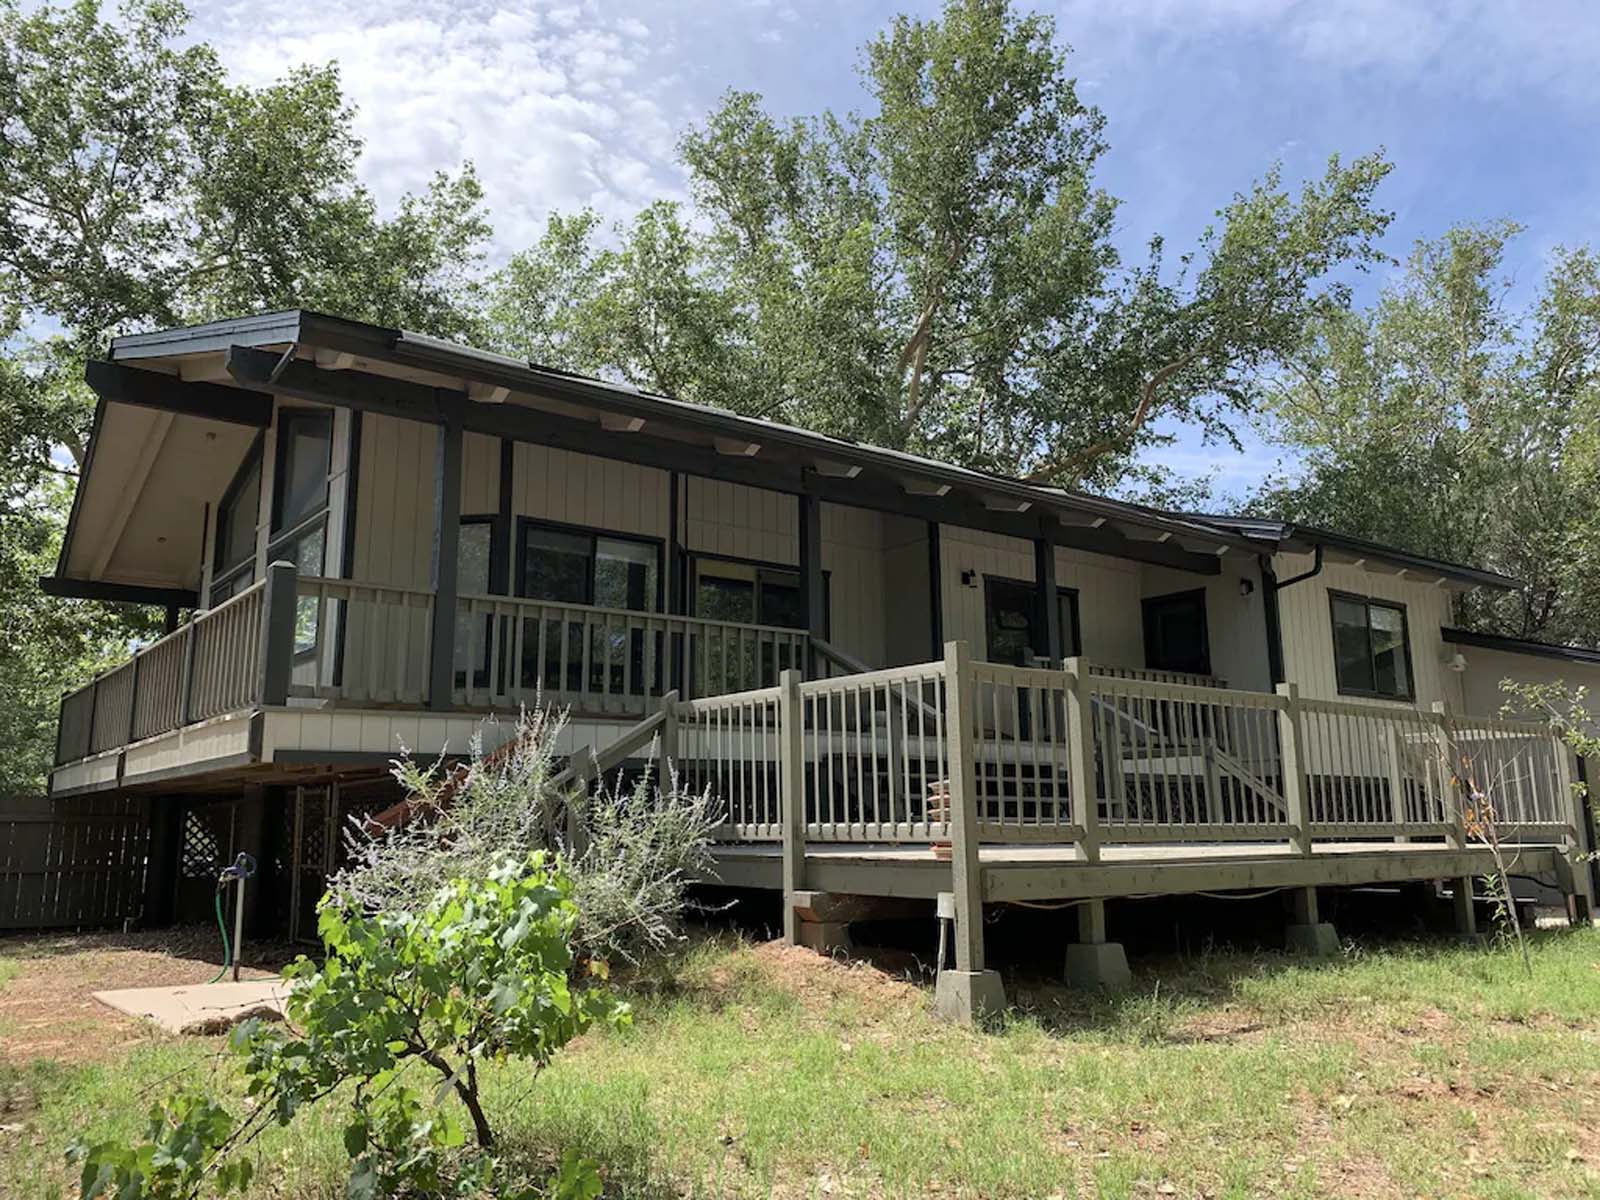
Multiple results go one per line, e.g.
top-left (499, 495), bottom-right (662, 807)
top-left (746, 941), bottom-right (924, 1016)
top-left (0, 928), bottom-right (296, 1066)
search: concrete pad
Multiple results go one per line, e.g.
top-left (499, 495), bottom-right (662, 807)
top-left (93, 979), bottom-right (291, 1035)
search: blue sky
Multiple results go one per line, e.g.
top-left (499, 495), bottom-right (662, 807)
top-left (192, 0), bottom-right (1600, 501)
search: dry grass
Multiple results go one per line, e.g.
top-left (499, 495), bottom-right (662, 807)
top-left (3, 925), bottom-right (1600, 1198)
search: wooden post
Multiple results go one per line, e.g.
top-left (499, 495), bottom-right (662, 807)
top-left (427, 404), bottom-right (464, 711)
top-left (779, 668), bottom-right (805, 944)
top-left (1432, 700), bottom-right (1466, 850)
top-left (1384, 723), bottom-right (1410, 842)
top-left (1554, 739), bottom-right (1596, 922)
top-left (177, 620), bottom-right (197, 726)
top-left (125, 653), bottom-right (141, 745)
top-left (658, 689), bottom-right (679, 772)
top-left (1063, 657), bottom-right (1101, 862)
top-left (943, 640), bottom-right (985, 973)
top-left (1275, 683), bottom-right (1313, 857)
top-left (1034, 535), bottom-right (1062, 663)
top-left (258, 560), bottom-right (299, 707)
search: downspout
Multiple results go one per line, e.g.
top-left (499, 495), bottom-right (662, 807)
top-left (1260, 543), bottom-right (1324, 687)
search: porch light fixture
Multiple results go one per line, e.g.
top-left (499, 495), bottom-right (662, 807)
top-left (961, 569), bottom-right (978, 587)
top-left (1238, 577), bottom-right (1255, 597)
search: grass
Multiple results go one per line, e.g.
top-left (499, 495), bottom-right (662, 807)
top-left (4, 929), bottom-right (1600, 1198)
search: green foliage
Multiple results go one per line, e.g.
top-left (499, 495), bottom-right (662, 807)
top-left (1255, 222), bottom-right (1600, 644)
top-left (66, 1092), bottom-right (254, 1200)
top-left (485, 0), bottom-right (1392, 490)
top-left (0, 0), bottom-right (494, 793)
top-left (65, 855), bottom-right (624, 1198)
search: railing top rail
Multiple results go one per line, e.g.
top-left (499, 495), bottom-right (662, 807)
top-left (298, 575), bottom-right (436, 601)
top-left (675, 684), bottom-right (783, 713)
top-left (454, 590), bottom-right (805, 637)
top-left (1450, 714), bottom-right (1561, 738)
top-left (193, 576), bottom-right (268, 624)
top-left (1089, 671), bottom-right (1283, 709)
top-left (1296, 694), bottom-right (1444, 721)
top-left (798, 660), bottom-right (947, 694)
top-left (1086, 662), bottom-right (1225, 687)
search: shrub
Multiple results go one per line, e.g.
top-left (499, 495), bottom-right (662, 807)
top-left (336, 706), bottom-right (722, 965)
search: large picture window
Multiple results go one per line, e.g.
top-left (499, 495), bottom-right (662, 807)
top-left (518, 522), bottom-right (661, 612)
top-left (210, 437), bottom-right (263, 606)
top-left (1330, 592), bottom-right (1414, 699)
top-left (272, 409), bottom-right (333, 534)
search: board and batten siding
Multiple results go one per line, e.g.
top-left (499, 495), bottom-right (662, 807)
top-left (1455, 646), bottom-right (1600, 718)
top-left (1272, 552), bottom-right (1456, 708)
top-left (513, 443), bottom-right (670, 542)
top-left (682, 476), bottom-right (796, 564)
top-left (1138, 563), bottom-right (1272, 693)
top-left (348, 413), bottom-right (439, 590)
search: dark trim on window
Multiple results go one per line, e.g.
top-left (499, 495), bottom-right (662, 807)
top-left (514, 516), bottom-right (665, 611)
top-left (688, 551), bottom-right (828, 634)
top-left (333, 410), bottom-right (362, 688)
top-left (667, 471), bottom-right (682, 616)
top-left (1142, 587), bottom-right (1213, 677)
top-left (927, 521), bottom-right (942, 657)
top-left (1328, 589), bottom-right (1416, 701)
top-left (1057, 586), bottom-right (1082, 658)
top-left (983, 573), bottom-right (1046, 665)
top-left (212, 432), bottom-right (264, 578)
top-left (270, 406), bottom-right (333, 535)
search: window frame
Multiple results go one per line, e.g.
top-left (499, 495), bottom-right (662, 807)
top-left (270, 406), bottom-right (334, 537)
top-left (211, 433), bottom-right (265, 597)
top-left (454, 514), bottom-right (505, 691)
top-left (1327, 589), bottom-right (1416, 701)
top-left (1057, 586), bottom-right (1083, 659)
top-left (514, 517), bottom-right (665, 613)
top-left (687, 551), bottom-right (828, 633)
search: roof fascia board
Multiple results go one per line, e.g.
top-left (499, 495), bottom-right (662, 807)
top-left (52, 396), bottom-right (107, 579)
top-left (109, 310), bottom-right (308, 361)
top-left (1441, 625), bottom-right (1600, 666)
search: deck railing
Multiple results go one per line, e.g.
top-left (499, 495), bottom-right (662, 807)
top-left (657, 645), bottom-right (1585, 859)
top-left (55, 578), bottom-right (275, 765)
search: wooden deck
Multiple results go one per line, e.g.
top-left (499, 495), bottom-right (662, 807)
top-left (709, 839), bottom-right (1572, 904)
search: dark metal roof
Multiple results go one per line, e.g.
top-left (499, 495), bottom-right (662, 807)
top-left (1442, 626), bottom-right (1600, 666)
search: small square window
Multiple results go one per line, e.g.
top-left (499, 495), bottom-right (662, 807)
top-left (1330, 593), bottom-right (1413, 699)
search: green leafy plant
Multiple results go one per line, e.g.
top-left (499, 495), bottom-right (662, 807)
top-left (67, 852), bottom-right (625, 1198)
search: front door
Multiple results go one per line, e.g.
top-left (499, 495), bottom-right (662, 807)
top-left (1142, 589), bottom-right (1212, 677)
top-left (984, 577), bottom-right (1040, 666)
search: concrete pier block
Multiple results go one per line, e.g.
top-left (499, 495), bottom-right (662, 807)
top-left (1285, 922), bottom-right (1341, 956)
top-left (933, 969), bottom-right (1007, 1024)
top-left (1064, 942), bottom-right (1133, 992)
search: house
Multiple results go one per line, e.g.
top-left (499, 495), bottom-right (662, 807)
top-left (40, 311), bottom-right (1598, 1017)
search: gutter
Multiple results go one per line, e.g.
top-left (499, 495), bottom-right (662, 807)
top-left (1260, 544), bottom-right (1324, 686)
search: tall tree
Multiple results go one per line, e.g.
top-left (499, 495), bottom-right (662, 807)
top-left (1253, 222), bottom-right (1600, 643)
top-left (487, 0), bottom-right (1393, 490)
top-left (0, 0), bottom-right (493, 795)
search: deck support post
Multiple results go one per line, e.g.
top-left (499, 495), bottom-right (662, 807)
top-left (779, 669), bottom-right (806, 946)
top-left (1064, 898), bottom-right (1132, 990)
top-left (1284, 885), bottom-right (1339, 956)
top-left (1553, 740), bottom-right (1597, 925)
top-left (1432, 700), bottom-right (1467, 850)
top-left (1275, 683), bottom-right (1314, 857)
top-left (933, 640), bottom-right (1006, 1024)
top-left (1452, 876), bottom-right (1479, 940)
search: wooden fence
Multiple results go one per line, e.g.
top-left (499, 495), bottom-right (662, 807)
top-left (0, 796), bottom-right (149, 931)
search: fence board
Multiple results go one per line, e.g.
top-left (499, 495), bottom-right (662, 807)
top-left (0, 796), bottom-right (150, 931)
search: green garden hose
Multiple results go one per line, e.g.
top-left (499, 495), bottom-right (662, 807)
top-left (208, 888), bottom-right (231, 985)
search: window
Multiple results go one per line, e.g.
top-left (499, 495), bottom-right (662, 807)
top-left (692, 559), bottom-right (810, 629)
top-left (1058, 588), bottom-right (1082, 658)
top-left (454, 518), bottom-right (500, 691)
top-left (272, 409), bottom-right (333, 534)
top-left (518, 522), bottom-right (660, 611)
top-left (1330, 593), bottom-right (1413, 699)
top-left (210, 438), bottom-right (263, 606)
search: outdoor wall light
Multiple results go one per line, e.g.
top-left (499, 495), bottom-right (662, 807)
top-left (1238, 577), bottom-right (1255, 597)
top-left (961, 569), bottom-right (978, 587)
